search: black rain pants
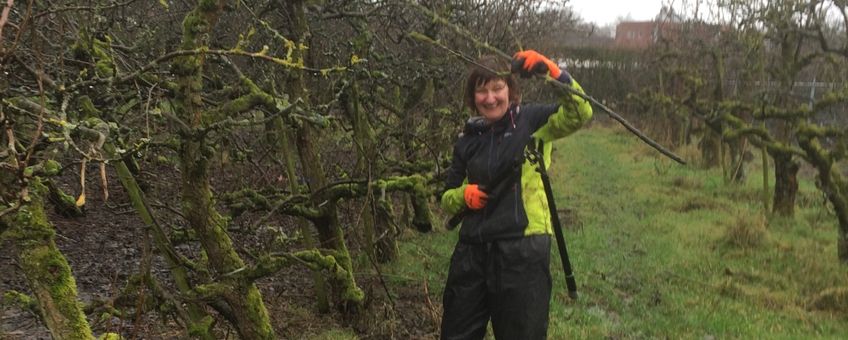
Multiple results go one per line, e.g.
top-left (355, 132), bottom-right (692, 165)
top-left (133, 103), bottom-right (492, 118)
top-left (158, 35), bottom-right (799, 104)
top-left (440, 235), bottom-right (552, 340)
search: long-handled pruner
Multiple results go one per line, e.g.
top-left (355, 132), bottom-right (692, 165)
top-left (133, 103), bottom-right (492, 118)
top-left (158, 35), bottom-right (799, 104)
top-left (526, 138), bottom-right (579, 299)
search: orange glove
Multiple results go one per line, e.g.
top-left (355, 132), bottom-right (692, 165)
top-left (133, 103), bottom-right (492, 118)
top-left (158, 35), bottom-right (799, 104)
top-left (463, 184), bottom-right (488, 210)
top-left (512, 50), bottom-right (563, 80)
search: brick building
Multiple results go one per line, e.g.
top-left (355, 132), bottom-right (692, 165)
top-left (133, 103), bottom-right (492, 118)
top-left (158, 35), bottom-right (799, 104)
top-left (614, 21), bottom-right (659, 49)
top-left (614, 6), bottom-right (724, 50)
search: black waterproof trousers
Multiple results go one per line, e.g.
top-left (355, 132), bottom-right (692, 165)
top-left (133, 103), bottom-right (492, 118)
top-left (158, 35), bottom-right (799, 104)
top-left (440, 235), bottom-right (552, 340)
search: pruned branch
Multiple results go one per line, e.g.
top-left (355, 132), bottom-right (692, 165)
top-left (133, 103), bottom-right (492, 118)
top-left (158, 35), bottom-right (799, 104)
top-left (220, 189), bottom-right (322, 220)
top-left (196, 249), bottom-right (357, 300)
top-left (312, 174), bottom-right (433, 203)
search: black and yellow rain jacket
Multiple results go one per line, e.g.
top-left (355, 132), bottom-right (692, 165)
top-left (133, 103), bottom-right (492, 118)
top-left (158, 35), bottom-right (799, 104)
top-left (440, 80), bottom-right (593, 243)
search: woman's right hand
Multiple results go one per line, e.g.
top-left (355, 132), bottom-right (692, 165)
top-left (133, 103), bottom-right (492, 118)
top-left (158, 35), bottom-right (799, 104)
top-left (512, 50), bottom-right (571, 84)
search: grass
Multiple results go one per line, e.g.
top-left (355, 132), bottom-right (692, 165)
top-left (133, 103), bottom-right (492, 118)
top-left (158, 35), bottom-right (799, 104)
top-left (386, 125), bottom-right (848, 339)
top-left (309, 329), bottom-right (359, 340)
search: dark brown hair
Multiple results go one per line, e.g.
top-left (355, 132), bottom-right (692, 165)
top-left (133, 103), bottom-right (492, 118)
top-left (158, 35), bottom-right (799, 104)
top-left (463, 55), bottom-right (521, 112)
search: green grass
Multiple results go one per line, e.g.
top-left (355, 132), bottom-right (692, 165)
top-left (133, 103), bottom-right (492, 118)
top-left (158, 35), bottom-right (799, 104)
top-left (388, 125), bottom-right (848, 339)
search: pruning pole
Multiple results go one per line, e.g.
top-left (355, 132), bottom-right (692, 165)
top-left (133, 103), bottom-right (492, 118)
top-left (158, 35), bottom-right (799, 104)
top-left (405, 1), bottom-right (686, 165)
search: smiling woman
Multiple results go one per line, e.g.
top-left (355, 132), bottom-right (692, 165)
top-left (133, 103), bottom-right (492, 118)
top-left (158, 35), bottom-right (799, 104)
top-left (439, 50), bottom-right (593, 339)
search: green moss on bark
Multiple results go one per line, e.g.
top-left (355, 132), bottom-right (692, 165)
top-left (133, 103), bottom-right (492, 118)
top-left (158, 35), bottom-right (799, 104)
top-left (411, 192), bottom-right (434, 232)
top-left (3, 178), bottom-right (95, 340)
top-left (71, 30), bottom-right (115, 78)
top-left (188, 316), bottom-right (216, 337)
top-left (242, 286), bottom-right (274, 339)
top-left (46, 180), bottom-right (84, 218)
top-left (76, 96), bottom-right (102, 121)
top-left (303, 250), bottom-right (364, 305)
top-left (3, 290), bottom-right (40, 315)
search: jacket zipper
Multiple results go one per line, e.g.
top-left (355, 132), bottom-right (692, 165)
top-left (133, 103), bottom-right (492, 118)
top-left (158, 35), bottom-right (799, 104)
top-left (481, 127), bottom-right (495, 243)
top-left (514, 182), bottom-right (520, 225)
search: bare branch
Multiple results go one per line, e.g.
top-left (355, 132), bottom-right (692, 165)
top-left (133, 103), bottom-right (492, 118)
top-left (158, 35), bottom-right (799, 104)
top-left (12, 55), bottom-right (56, 90)
top-left (32, 0), bottom-right (139, 20)
top-left (67, 48), bottom-right (348, 94)
top-left (0, 0), bottom-right (14, 47)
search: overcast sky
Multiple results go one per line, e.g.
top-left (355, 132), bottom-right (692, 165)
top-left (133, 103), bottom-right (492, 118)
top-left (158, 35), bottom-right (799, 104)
top-left (568, 0), bottom-right (665, 27)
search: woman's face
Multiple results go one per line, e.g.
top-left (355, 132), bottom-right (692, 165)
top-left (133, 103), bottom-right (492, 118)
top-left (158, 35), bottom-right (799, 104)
top-left (474, 79), bottom-right (510, 123)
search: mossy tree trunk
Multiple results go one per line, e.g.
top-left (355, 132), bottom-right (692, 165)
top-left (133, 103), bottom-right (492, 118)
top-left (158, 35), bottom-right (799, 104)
top-left (700, 127), bottom-right (722, 168)
top-left (761, 144), bottom-right (771, 211)
top-left (0, 178), bottom-right (95, 340)
top-left (797, 128), bottom-right (848, 262)
top-left (346, 79), bottom-right (399, 263)
top-left (284, 0), bottom-right (364, 311)
top-left (178, 139), bottom-right (273, 338)
top-left (105, 142), bottom-right (214, 339)
top-left (279, 125), bottom-right (330, 311)
top-left (172, 1), bottom-right (274, 338)
top-left (726, 137), bottom-right (748, 183)
top-left (770, 150), bottom-right (798, 217)
top-left (400, 34), bottom-right (438, 234)
top-left (343, 19), bottom-right (398, 263)
top-left (407, 32), bottom-right (437, 234)
top-left (292, 122), bottom-right (364, 310)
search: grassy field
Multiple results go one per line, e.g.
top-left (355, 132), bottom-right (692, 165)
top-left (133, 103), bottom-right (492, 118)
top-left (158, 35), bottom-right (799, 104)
top-left (386, 125), bottom-right (848, 339)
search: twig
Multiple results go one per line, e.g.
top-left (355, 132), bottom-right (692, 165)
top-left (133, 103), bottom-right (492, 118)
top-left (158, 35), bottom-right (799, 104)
top-left (77, 157), bottom-right (87, 207)
top-left (160, 106), bottom-right (192, 133)
top-left (202, 98), bottom-right (300, 133)
top-left (99, 162), bottom-right (108, 202)
top-left (32, 0), bottom-right (138, 19)
top-left (53, 231), bottom-right (78, 244)
top-left (0, 0), bottom-right (30, 64)
top-left (13, 54), bottom-right (57, 89)
top-left (0, 0), bottom-right (15, 48)
top-left (249, 195), bottom-right (304, 230)
top-left (422, 279), bottom-right (440, 330)
top-left (22, 64), bottom-right (47, 167)
top-left (0, 108), bottom-right (23, 216)
top-left (67, 48), bottom-right (347, 93)
top-left (143, 83), bottom-right (158, 140)
top-left (408, 32), bottom-right (511, 77)
top-left (0, 201), bottom-right (20, 219)
top-left (3, 96), bottom-right (109, 161)
top-left (151, 201), bottom-right (188, 222)
top-left (2, 107), bottom-right (19, 169)
top-left (404, 1), bottom-right (511, 59)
